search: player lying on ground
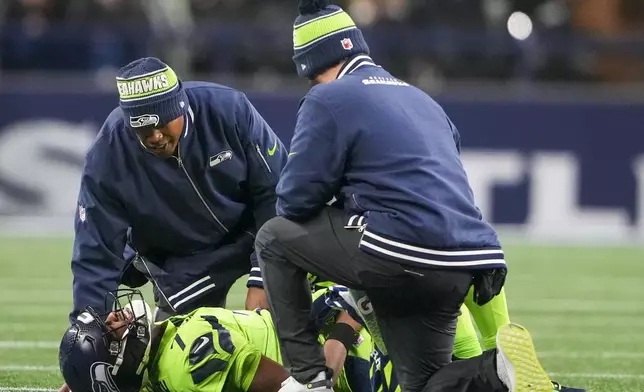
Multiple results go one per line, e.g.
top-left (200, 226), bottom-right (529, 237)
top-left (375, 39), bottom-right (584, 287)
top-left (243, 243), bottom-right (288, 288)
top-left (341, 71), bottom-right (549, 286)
top-left (59, 286), bottom-right (580, 392)
top-left (58, 288), bottom-right (376, 392)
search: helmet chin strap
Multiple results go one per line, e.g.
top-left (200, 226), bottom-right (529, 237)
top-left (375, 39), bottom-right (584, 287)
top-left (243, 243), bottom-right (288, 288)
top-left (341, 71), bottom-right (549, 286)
top-left (134, 299), bottom-right (154, 376)
top-left (113, 299), bottom-right (153, 376)
top-left (112, 335), bottom-right (128, 375)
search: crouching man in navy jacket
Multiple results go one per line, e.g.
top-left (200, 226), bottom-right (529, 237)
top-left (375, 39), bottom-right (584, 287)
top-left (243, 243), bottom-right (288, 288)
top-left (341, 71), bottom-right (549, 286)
top-left (255, 2), bottom-right (555, 392)
top-left (70, 57), bottom-right (287, 323)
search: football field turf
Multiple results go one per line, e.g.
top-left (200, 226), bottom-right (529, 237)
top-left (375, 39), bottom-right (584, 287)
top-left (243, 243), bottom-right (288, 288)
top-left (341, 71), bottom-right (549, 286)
top-left (0, 237), bottom-right (642, 392)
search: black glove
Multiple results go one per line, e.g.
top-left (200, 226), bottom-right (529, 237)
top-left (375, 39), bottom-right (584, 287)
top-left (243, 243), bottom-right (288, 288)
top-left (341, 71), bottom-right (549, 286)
top-left (472, 268), bottom-right (507, 306)
top-left (120, 257), bottom-right (149, 288)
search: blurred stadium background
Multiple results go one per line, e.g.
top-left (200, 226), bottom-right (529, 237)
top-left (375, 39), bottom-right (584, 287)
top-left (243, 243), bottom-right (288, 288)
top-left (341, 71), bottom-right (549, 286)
top-left (0, 0), bottom-right (643, 391)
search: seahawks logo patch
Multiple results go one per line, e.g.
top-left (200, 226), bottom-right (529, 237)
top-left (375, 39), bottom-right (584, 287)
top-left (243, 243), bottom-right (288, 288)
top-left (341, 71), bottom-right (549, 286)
top-left (130, 114), bottom-right (160, 128)
top-left (209, 150), bottom-right (233, 167)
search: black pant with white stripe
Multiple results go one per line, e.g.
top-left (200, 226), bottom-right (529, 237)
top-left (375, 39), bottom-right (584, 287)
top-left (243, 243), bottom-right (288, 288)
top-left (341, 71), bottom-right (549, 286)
top-left (255, 207), bottom-right (505, 392)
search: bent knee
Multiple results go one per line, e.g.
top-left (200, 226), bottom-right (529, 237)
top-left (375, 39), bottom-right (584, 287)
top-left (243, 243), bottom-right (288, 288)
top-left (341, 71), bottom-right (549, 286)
top-left (255, 216), bottom-right (288, 249)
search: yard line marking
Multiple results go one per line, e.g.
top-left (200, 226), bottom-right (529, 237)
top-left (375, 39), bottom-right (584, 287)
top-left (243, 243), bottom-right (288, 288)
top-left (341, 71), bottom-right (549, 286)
top-left (549, 372), bottom-right (644, 380)
top-left (511, 306), bottom-right (644, 314)
top-left (0, 388), bottom-right (57, 392)
top-left (0, 365), bottom-right (58, 372)
top-left (0, 341), bottom-right (58, 349)
top-left (539, 351), bottom-right (644, 359)
top-left (510, 317), bottom-right (644, 328)
top-left (511, 299), bottom-right (644, 309)
top-left (532, 333), bottom-right (643, 342)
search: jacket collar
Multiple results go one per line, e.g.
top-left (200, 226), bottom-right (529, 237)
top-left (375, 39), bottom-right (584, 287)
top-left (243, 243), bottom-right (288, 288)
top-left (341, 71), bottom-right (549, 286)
top-left (336, 54), bottom-right (379, 79)
top-left (183, 104), bottom-right (195, 139)
top-left (175, 103), bottom-right (194, 158)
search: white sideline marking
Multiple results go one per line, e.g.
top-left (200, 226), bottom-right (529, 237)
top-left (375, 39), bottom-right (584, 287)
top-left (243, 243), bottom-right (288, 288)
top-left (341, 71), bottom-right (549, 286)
top-left (0, 341), bottom-right (58, 349)
top-left (549, 372), bottom-right (644, 380)
top-left (0, 388), bottom-right (57, 392)
top-left (0, 365), bottom-right (58, 372)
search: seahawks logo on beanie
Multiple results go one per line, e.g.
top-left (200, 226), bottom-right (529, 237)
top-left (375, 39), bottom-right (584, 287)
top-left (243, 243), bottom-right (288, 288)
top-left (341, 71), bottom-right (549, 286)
top-left (129, 114), bottom-right (160, 128)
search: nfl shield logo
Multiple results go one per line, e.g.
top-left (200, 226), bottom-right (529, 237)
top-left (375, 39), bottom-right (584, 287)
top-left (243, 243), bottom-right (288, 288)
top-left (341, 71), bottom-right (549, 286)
top-left (341, 38), bottom-right (353, 50)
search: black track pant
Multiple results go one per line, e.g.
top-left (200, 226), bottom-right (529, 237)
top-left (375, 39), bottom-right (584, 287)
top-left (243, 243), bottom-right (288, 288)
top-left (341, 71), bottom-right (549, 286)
top-left (255, 207), bottom-right (506, 392)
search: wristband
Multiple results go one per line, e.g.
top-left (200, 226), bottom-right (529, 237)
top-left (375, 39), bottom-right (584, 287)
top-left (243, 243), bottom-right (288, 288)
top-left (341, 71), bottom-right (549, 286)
top-left (327, 322), bottom-right (358, 351)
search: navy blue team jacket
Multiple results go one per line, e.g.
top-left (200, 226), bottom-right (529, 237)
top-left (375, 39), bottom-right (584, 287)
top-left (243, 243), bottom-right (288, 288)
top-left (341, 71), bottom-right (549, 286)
top-left (72, 82), bottom-right (287, 317)
top-left (277, 55), bottom-right (505, 270)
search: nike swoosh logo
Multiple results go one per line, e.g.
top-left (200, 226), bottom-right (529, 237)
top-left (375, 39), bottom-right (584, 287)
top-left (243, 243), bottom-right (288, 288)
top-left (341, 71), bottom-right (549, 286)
top-left (288, 152), bottom-right (297, 157)
top-left (193, 336), bottom-right (209, 353)
top-left (267, 139), bottom-right (277, 156)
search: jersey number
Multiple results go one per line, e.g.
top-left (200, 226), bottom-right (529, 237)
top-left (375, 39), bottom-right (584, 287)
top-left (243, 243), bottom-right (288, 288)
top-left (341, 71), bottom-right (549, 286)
top-left (188, 315), bottom-right (236, 385)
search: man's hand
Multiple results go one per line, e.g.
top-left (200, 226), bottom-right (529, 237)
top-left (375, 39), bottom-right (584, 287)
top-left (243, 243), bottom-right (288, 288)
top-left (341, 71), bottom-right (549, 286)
top-left (58, 383), bottom-right (71, 392)
top-left (245, 287), bottom-right (269, 310)
top-left (324, 311), bottom-right (362, 385)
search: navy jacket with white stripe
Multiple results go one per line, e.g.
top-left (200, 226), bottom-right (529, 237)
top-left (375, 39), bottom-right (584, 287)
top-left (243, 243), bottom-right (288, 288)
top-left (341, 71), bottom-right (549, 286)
top-left (71, 82), bottom-right (287, 319)
top-left (277, 55), bottom-right (505, 270)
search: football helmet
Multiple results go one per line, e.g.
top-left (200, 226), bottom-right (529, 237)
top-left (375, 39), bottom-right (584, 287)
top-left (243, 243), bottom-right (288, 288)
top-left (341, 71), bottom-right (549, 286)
top-left (58, 289), bottom-right (153, 392)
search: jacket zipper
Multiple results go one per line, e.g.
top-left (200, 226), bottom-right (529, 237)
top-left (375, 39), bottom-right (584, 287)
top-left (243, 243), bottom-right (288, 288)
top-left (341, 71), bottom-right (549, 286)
top-left (135, 253), bottom-right (177, 312)
top-left (255, 144), bottom-right (272, 173)
top-left (174, 151), bottom-right (229, 233)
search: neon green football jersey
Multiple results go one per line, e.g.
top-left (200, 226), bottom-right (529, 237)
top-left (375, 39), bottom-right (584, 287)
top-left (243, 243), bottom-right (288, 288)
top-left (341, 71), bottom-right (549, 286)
top-left (144, 303), bottom-right (372, 392)
top-left (145, 307), bottom-right (280, 392)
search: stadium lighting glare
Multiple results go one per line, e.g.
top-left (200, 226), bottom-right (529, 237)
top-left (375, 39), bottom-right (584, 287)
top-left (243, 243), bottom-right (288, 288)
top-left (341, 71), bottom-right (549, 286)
top-left (507, 11), bottom-right (533, 41)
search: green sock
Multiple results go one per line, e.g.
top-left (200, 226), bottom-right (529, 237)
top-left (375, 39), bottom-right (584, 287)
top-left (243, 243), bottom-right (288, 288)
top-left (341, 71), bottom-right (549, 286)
top-left (465, 287), bottom-right (511, 350)
top-left (453, 305), bottom-right (484, 359)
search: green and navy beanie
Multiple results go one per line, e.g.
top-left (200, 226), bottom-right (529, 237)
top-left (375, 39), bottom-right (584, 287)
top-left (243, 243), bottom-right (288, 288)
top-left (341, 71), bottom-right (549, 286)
top-left (293, 0), bottom-right (370, 79)
top-left (116, 57), bottom-right (188, 129)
